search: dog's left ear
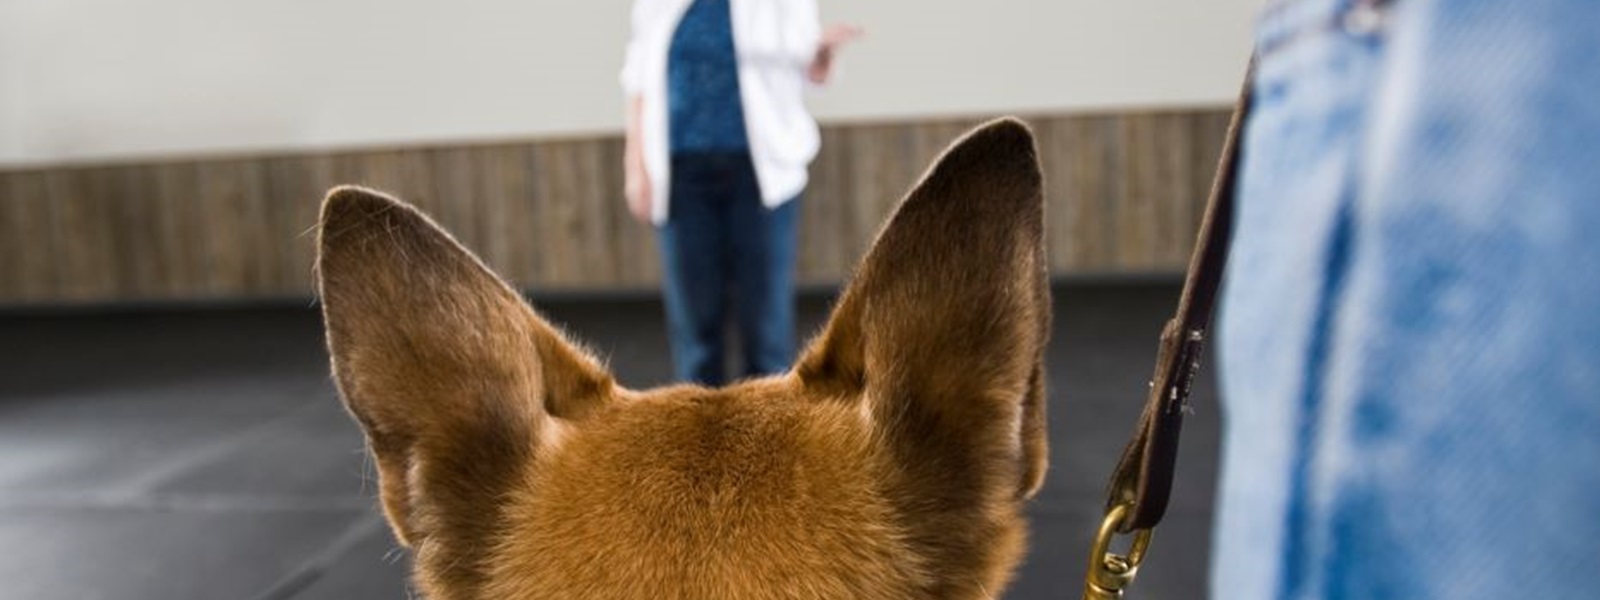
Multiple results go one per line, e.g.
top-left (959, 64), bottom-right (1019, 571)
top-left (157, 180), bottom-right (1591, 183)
top-left (796, 118), bottom-right (1051, 500)
top-left (316, 187), bottom-right (613, 557)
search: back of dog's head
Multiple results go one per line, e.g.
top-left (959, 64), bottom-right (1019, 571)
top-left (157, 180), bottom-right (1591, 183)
top-left (316, 119), bottom-right (1051, 599)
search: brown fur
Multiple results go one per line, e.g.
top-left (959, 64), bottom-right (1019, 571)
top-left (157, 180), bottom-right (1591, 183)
top-left (316, 118), bottom-right (1052, 599)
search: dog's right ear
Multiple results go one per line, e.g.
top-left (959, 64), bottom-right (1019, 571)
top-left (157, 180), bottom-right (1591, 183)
top-left (316, 187), bottom-right (613, 560)
top-left (796, 118), bottom-right (1051, 503)
top-left (794, 119), bottom-right (1050, 590)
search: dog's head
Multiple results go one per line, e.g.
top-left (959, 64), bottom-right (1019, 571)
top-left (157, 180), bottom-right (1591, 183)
top-left (316, 119), bottom-right (1050, 599)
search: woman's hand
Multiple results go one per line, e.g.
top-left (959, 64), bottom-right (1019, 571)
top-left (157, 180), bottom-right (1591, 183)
top-left (623, 95), bottom-right (652, 224)
top-left (624, 154), bottom-right (652, 224)
top-left (808, 24), bottom-right (864, 85)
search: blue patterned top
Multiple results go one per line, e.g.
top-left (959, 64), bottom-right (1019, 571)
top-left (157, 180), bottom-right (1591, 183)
top-left (666, 0), bottom-right (750, 153)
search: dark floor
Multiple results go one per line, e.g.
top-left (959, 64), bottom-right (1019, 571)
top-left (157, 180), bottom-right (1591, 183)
top-left (0, 283), bottom-right (1220, 600)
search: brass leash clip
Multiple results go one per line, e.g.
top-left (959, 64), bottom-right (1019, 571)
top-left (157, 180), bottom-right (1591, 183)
top-left (1082, 503), bottom-right (1155, 600)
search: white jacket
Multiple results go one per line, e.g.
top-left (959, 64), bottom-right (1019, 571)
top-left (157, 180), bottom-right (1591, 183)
top-left (621, 0), bottom-right (822, 225)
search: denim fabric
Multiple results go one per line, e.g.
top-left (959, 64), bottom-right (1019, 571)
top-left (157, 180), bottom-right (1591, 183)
top-left (667, 0), bottom-right (750, 153)
top-left (657, 152), bottom-right (797, 386)
top-left (1214, 1), bottom-right (1600, 599)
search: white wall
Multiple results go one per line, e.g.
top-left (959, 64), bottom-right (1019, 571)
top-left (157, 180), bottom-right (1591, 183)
top-left (0, 0), bottom-right (1259, 167)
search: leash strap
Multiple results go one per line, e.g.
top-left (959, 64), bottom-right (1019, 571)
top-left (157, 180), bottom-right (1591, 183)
top-left (1082, 64), bottom-right (1253, 600)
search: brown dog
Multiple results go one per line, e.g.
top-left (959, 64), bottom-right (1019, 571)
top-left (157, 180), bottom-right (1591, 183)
top-left (316, 118), bottom-right (1051, 599)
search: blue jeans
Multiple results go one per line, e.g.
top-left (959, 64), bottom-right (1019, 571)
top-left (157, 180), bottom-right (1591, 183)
top-left (657, 152), bottom-right (798, 386)
top-left (1214, 1), bottom-right (1600, 599)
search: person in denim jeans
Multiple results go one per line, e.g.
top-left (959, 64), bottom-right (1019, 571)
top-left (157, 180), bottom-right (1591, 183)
top-left (620, 0), bottom-right (860, 385)
top-left (1214, 0), bottom-right (1600, 598)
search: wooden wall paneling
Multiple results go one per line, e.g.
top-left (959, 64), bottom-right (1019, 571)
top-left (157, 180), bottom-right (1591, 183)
top-left (131, 163), bottom-right (186, 299)
top-left (326, 153), bottom-right (369, 202)
top-left (150, 163), bottom-right (202, 297)
top-left (1201, 112), bottom-right (1231, 225)
top-left (0, 108), bottom-right (1237, 306)
top-left (95, 165), bottom-right (165, 299)
top-left (880, 125), bottom-right (921, 229)
top-left (1041, 116), bottom-right (1086, 272)
top-left (336, 150), bottom-right (435, 214)
top-left (334, 152), bottom-right (383, 198)
top-left (901, 121), bottom-right (939, 177)
top-left (1117, 114), bottom-right (1163, 270)
top-left (842, 125), bottom-right (911, 276)
top-left (1178, 114), bottom-right (1203, 238)
top-left (1144, 115), bottom-right (1177, 266)
top-left (1054, 115), bottom-right (1123, 272)
top-left (394, 150), bottom-right (440, 216)
top-left (799, 126), bottom-right (849, 284)
top-left (838, 126), bottom-right (878, 274)
top-left (262, 154), bottom-right (334, 296)
top-left (565, 139), bottom-right (614, 288)
top-left (1189, 110), bottom-right (1232, 237)
top-left (0, 172), bottom-right (57, 302)
top-left (1153, 112), bottom-right (1197, 267)
top-left (476, 143), bottom-right (542, 286)
top-left (429, 147), bottom-right (486, 257)
top-left (531, 140), bottom-right (594, 288)
top-left (1095, 115), bottom-right (1129, 271)
top-left (0, 173), bottom-right (23, 300)
top-left (194, 159), bottom-right (273, 296)
top-left (577, 140), bottom-right (622, 288)
top-left (464, 143), bottom-right (512, 282)
top-left (79, 168), bottom-right (125, 296)
top-left (46, 168), bottom-right (119, 301)
top-left (548, 140), bottom-right (600, 288)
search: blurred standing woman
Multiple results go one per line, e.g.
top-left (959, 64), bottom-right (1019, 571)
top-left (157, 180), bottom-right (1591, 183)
top-left (620, 0), bottom-right (860, 385)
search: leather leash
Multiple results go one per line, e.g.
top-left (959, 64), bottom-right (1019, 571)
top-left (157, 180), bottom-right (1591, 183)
top-left (1082, 63), bottom-right (1253, 600)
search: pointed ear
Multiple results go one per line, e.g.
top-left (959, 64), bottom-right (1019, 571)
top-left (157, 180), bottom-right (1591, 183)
top-left (316, 186), bottom-right (613, 551)
top-left (796, 118), bottom-right (1051, 500)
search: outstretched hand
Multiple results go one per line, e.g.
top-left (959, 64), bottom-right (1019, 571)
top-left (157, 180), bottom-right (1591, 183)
top-left (808, 24), bottom-right (864, 85)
